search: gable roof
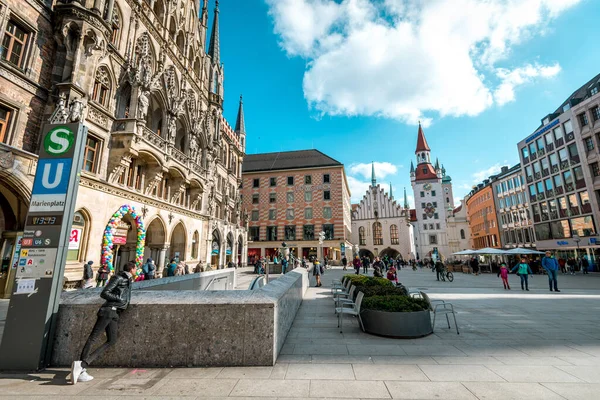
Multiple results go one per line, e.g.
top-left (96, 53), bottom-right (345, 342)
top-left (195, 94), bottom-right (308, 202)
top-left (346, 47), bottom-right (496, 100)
top-left (242, 149), bottom-right (342, 173)
top-left (414, 163), bottom-right (438, 181)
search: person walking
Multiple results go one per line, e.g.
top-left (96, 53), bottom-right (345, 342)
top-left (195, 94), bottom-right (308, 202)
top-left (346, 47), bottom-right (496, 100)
top-left (558, 257), bottom-right (567, 274)
top-left (542, 251), bottom-right (561, 292)
top-left (567, 257), bottom-right (576, 275)
top-left (497, 262), bottom-right (510, 290)
top-left (70, 261), bottom-right (136, 384)
top-left (362, 256), bottom-right (369, 274)
top-left (372, 257), bottom-right (384, 278)
top-left (82, 261), bottom-right (95, 289)
top-left (353, 256), bottom-right (361, 275)
top-left (470, 257), bottom-right (480, 276)
top-left (96, 264), bottom-right (109, 287)
top-left (511, 257), bottom-right (533, 291)
top-left (142, 258), bottom-right (155, 280)
top-left (166, 258), bottom-right (177, 277)
top-left (581, 257), bottom-right (589, 274)
top-left (281, 257), bottom-right (288, 275)
top-left (312, 260), bottom-right (322, 287)
top-left (341, 256), bottom-right (348, 271)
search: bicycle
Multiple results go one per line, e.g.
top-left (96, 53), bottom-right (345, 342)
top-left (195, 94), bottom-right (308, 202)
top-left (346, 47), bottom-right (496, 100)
top-left (438, 266), bottom-right (454, 282)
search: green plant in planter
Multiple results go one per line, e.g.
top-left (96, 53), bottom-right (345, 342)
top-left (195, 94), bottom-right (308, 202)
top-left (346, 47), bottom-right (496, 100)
top-left (344, 275), bottom-right (393, 287)
top-left (355, 285), bottom-right (408, 298)
top-left (362, 295), bottom-right (429, 312)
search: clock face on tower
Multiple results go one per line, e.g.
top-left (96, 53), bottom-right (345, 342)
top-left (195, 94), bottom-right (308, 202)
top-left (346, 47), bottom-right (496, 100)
top-left (423, 183), bottom-right (432, 191)
top-left (444, 187), bottom-right (449, 193)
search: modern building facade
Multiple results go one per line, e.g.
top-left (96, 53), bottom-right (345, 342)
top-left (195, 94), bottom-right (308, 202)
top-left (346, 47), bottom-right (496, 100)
top-left (410, 123), bottom-right (457, 260)
top-left (350, 167), bottom-right (414, 260)
top-left (0, 0), bottom-right (247, 294)
top-left (241, 150), bottom-right (353, 264)
top-left (490, 165), bottom-right (536, 249)
top-left (465, 182), bottom-right (501, 249)
top-left (517, 73), bottom-right (600, 259)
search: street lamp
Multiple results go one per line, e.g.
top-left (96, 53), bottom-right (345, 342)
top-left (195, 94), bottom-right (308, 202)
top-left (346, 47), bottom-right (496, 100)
top-left (318, 231), bottom-right (326, 262)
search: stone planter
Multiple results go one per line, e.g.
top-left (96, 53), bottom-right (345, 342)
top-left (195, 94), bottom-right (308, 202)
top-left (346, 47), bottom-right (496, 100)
top-left (361, 309), bottom-right (432, 338)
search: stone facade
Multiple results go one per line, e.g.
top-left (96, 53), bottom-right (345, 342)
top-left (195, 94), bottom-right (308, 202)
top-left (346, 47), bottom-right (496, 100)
top-left (350, 170), bottom-right (414, 260)
top-left (0, 0), bottom-right (247, 288)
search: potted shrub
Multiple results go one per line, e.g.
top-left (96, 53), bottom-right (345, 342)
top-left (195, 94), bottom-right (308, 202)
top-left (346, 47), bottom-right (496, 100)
top-left (342, 274), bottom-right (432, 338)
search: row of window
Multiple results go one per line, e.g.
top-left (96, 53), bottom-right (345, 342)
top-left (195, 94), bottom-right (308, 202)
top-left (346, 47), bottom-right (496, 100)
top-left (471, 219), bottom-right (497, 234)
top-left (422, 212), bottom-right (440, 220)
top-left (495, 175), bottom-right (524, 194)
top-left (469, 191), bottom-right (491, 207)
top-left (498, 191), bottom-right (528, 209)
top-left (524, 143), bottom-right (579, 185)
top-left (423, 223), bottom-right (441, 231)
top-left (531, 191), bottom-right (591, 224)
top-left (248, 224), bottom-right (335, 242)
top-left (473, 234), bottom-right (499, 248)
top-left (251, 174), bottom-right (331, 189)
top-left (578, 106), bottom-right (600, 127)
top-left (503, 228), bottom-right (534, 245)
top-left (500, 208), bottom-right (531, 226)
top-left (419, 190), bottom-right (436, 197)
top-left (471, 206), bottom-right (493, 219)
top-left (521, 120), bottom-right (573, 164)
top-left (250, 206), bottom-right (333, 221)
top-left (527, 167), bottom-right (584, 202)
top-left (252, 190), bottom-right (331, 204)
top-left (534, 215), bottom-right (596, 240)
top-left (357, 224), bottom-right (399, 246)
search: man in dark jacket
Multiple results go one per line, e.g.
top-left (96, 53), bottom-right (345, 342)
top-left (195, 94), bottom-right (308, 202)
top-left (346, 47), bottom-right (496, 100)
top-left (435, 260), bottom-right (445, 281)
top-left (372, 257), bottom-right (384, 278)
top-left (70, 261), bottom-right (136, 384)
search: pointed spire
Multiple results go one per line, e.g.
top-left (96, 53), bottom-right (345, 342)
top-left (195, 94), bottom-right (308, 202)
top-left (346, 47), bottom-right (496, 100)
top-left (389, 183), bottom-right (393, 199)
top-left (235, 94), bottom-right (245, 136)
top-left (410, 161), bottom-right (415, 174)
top-left (371, 161), bottom-right (376, 186)
top-left (403, 187), bottom-right (409, 209)
top-left (415, 121), bottom-right (431, 154)
top-left (208, 0), bottom-right (220, 66)
top-left (435, 158), bottom-right (440, 170)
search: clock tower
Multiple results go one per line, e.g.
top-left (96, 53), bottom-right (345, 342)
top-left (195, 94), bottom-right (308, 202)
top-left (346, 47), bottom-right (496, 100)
top-left (410, 123), bottom-right (454, 260)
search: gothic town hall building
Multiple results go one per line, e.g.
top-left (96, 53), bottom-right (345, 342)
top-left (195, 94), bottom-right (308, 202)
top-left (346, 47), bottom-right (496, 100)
top-left (0, 0), bottom-right (247, 289)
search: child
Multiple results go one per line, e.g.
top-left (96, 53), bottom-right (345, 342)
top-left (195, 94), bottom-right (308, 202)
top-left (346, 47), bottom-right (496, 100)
top-left (387, 265), bottom-right (398, 284)
top-left (497, 263), bottom-right (510, 290)
top-left (511, 257), bottom-right (533, 291)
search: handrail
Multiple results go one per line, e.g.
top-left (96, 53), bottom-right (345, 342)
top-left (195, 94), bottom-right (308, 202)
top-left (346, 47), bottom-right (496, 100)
top-left (204, 275), bottom-right (229, 290)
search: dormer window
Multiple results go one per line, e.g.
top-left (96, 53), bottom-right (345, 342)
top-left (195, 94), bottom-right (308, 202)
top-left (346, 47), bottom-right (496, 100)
top-left (591, 86), bottom-right (599, 96)
top-left (423, 168), bottom-right (427, 174)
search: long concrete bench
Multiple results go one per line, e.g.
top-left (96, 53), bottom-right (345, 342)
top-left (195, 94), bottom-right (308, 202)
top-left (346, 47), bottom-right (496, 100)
top-left (50, 269), bottom-right (308, 367)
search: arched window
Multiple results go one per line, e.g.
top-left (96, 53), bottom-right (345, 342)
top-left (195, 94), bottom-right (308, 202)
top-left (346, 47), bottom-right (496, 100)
top-left (176, 31), bottom-right (185, 54)
top-left (67, 210), bottom-right (90, 262)
top-left (92, 67), bottom-right (111, 107)
top-left (460, 229), bottom-right (465, 239)
top-left (191, 230), bottom-right (199, 259)
top-left (390, 224), bottom-right (399, 245)
top-left (359, 226), bottom-right (365, 245)
top-left (193, 57), bottom-right (201, 77)
top-left (373, 222), bottom-right (383, 245)
top-left (111, 8), bottom-right (121, 46)
top-left (446, 197), bottom-right (450, 203)
top-left (153, 0), bottom-right (165, 23)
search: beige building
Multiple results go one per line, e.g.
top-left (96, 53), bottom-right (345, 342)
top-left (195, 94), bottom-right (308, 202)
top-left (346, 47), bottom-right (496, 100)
top-left (0, 0), bottom-right (247, 293)
top-left (446, 199), bottom-right (470, 256)
top-left (351, 165), bottom-right (414, 260)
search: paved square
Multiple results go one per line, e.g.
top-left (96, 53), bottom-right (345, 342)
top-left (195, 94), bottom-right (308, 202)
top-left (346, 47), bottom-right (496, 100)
top-left (1, 267), bottom-right (599, 399)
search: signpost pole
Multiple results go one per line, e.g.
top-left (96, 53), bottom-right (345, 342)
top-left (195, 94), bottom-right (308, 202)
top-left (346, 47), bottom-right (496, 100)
top-left (0, 122), bottom-right (87, 370)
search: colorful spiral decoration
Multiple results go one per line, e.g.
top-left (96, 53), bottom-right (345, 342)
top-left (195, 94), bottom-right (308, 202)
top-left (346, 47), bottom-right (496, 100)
top-left (101, 205), bottom-right (146, 275)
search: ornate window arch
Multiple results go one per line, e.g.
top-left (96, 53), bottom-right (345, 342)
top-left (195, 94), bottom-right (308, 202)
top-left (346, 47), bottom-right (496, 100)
top-left (390, 224), bottom-right (399, 245)
top-left (92, 66), bottom-right (111, 108)
top-left (373, 222), bottom-right (383, 246)
top-left (358, 226), bottom-right (365, 245)
top-left (191, 230), bottom-right (199, 259)
top-left (176, 31), bottom-right (185, 54)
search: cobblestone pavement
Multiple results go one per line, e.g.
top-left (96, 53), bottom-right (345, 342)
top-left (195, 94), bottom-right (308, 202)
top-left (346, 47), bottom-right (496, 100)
top-left (1, 267), bottom-right (599, 399)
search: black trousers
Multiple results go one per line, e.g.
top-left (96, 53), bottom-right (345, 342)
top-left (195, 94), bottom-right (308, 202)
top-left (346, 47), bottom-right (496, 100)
top-left (80, 307), bottom-right (120, 368)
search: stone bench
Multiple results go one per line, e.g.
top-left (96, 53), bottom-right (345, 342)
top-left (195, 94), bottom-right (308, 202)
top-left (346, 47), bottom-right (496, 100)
top-left (51, 269), bottom-right (309, 367)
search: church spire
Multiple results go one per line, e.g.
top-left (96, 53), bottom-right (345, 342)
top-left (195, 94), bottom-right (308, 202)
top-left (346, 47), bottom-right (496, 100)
top-left (435, 157), bottom-right (440, 170)
top-left (403, 187), bottom-right (409, 209)
top-left (208, 0), bottom-right (220, 66)
top-left (235, 94), bottom-right (245, 135)
top-left (371, 162), bottom-right (376, 186)
top-left (410, 161), bottom-right (414, 174)
top-left (415, 121), bottom-right (431, 153)
top-left (389, 183), bottom-right (393, 199)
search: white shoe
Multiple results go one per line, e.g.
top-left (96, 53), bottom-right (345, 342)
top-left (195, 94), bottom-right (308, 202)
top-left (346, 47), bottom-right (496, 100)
top-left (70, 361), bottom-right (83, 385)
top-left (78, 370), bottom-right (94, 382)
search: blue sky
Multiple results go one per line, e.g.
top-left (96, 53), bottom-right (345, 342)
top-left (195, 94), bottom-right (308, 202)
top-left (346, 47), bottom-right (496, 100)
top-left (210, 0), bottom-right (600, 205)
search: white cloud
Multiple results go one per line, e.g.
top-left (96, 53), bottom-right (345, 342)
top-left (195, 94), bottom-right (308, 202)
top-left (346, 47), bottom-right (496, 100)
top-left (347, 175), bottom-right (371, 202)
top-left (348, 162), bottom-right (398, 180)
top-left (494, 63), bottom-right (561, 105)
top-left (266, 0), bottom-right (579, 124)
top-left (473, 163), bottom-right (503, 183)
